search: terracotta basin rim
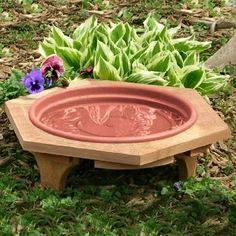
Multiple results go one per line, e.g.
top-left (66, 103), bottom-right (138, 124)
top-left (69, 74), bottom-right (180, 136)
top-left (29, 83), bottom-right (197, 143)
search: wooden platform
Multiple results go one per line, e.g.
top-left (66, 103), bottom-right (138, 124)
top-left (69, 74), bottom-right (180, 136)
top-left (5, 79), bottom-right (231, 191)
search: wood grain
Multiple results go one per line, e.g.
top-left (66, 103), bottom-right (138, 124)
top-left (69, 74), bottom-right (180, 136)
top-left (175, 154), bottom-right (198, 180)
top-left (95, 156), bottom-right (174, 169)
top-left (33, 152), bottom-right (80, 191)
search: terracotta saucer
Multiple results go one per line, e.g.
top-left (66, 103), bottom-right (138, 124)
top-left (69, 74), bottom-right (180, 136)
top-left (29, 83), bottom-right (197, 143)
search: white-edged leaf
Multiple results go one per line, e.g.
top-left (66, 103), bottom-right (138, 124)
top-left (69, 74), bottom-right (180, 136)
top-left (139, 30), bottom-right (158, 46)
top-left (110, 23), bottom-right (126, 43)
top-left (142, 41), bottom-right (163, 63)
top-left (113, 54), bottom-right (124, 76)
top-left (184, 51), bottom-right (199, 66)
top-left (95, 31), bottom-right (108, 44)
top-left (51, 26), bottom-right (73, 47)
top-left (181, 66), bottom-right (205, 88)
top-left (95, 40), bottom-right (114, 64)
top-left (116, 38), bottom-right (126, 48)
top-left (125, 70), bottom-right (167, 85)
top-left (80, 47), bottom-right (93, 68)
top-left (107, 37), bottom-right (120, 55)
top-left (55, 47), bottom-right (81, 70)
top-left (38, 41), bottom-right (55, 58)
top-left (132, 60), bottom-right (148, 72)
top-left (73, 15), bottom-right (97, 40)
top-left (171, 50), bottom-right (184, 68)
top-left (167, 65), bottom-right (182, 86)
top-left (143, 15), bottom-right (164, 32)
top-left (168, 24), bottom-right (181, 37)
top-left (147, 53), bottom-right (171, 73)
top-left (197, 75), bottom-right (228, 95)
top-left (94, 57), bottom-right (122, 81)
top-left (123, 23), bottom-right (132, 44)
top-left (73, 40), bottom-right (82, 50)
top-left (173, 36), bottom-right (211, 52)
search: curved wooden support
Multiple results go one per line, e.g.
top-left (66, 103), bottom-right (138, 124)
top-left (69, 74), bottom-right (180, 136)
top-left (175, 154), bottom-right (198, 180)
top-left (33, 153), bottom-right (80, 191)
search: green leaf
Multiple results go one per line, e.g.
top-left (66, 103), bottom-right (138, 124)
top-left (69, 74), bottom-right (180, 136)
top-left (183, 51), bottom-right (199, 66)
top-left (80, 47), bottom-right (93, 68)
top-left (95, 41), bottom-right (114, 64)
top-left (161, 187), bottom-right (170, 195)
top-left (147, 53), bottom-right (171, 73)
top-left (73, 15), bottom-right (97, 40)
top-left (73, 40), bottom-right (82, 51)
top-left (38, 41), bottom-right (55, 58)
top-left (55, 47), bottom-right (81, 70)
top-left (139, 30), bottom-right (158, 47)
top-left (112, 51), bottom-right (131, 76)
top-left (197, 75), bottom-right (228, 95)
top-left (94, 57), bottom-right (122, 81)
top-left (0, 69), bottom-right (27, 105)
top-left (130, 48), bottom-right (146, 63)
top-left (143, 15), bottom-right (164, 32)
top-left (51, 26), bottom-right (73, 47)
top-left (121, 50), bottom-right (131, 75)
top-left (95, 30), bottom-right (108, 44)
top-left (123, 23), bottom-right (132, 44)
top-left (142, 41), bottom-right (163, 64)
top-left (173, 37), bottom-right (211, 53)
top-left (110, 23), bottom-right (126, 43)
top-left (125, 70), bottom-right (167, 85)
top-left (167, 66), bottom-right (182, 86)
top-left (107, 38), bottom-right (120, 55)
top-left (171, 50), bottom-right (184, 68)
top-left (168, 24), bottom-right (181, 37)
top-left (181, 66), bottom-right (205, 88)
top-left (132, 60), bottom-right (148, 72)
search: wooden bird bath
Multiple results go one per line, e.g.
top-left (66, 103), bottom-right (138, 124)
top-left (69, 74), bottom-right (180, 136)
top-left (5, 79), bottom-right (231, 191)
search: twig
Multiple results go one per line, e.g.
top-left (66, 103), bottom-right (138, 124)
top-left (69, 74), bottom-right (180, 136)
top-left (0, 157), bottom-right (13, 167)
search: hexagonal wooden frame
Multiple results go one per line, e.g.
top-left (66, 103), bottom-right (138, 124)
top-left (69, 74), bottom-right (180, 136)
top-left (5, 79), bottom-right (231, 191)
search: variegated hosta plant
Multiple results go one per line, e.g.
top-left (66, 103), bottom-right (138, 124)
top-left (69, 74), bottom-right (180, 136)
top-left (39, 15), bottom-right (229, 96)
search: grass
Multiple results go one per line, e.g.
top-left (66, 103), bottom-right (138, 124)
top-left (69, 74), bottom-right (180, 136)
top-left (0, 153), bottom-right (235, 235)
top-left (0, 0), bottom-right (235, 235)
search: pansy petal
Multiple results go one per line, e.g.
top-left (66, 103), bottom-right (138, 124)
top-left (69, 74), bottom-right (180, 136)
top-left (29, 84), bottom-right (44, 94)
top-left (22, 75), bottom-right (31, 88)
top-left (35, 84), bottom-right (44, 93)
top-left (43, 55), bottom-right (63, 67)
top-left (53, 62), bottom-right (64, 75)
top-left (42, 55), bottom-right (64, 76)
top-left (41, 65), bottom-right (51, 77)
top-left (29, 69), bottom-right (45, 84)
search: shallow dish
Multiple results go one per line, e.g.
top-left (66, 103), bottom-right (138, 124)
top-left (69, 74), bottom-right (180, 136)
top-left (29, 83), bottom-right (197, 143)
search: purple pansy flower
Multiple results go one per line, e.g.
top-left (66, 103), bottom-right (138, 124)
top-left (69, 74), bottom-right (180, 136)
top-left (41, 55), bottom-right (64, 86)
top-left (22, 69), bottom-right (45, 94)
top-left (174, 181), bottom-right (182, 191)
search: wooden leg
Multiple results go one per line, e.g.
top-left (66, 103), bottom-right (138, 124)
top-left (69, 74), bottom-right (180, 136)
top-left (33, 153), bottom-right (80, 191)
top-left (175, 154), bottom-right (198, 180)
